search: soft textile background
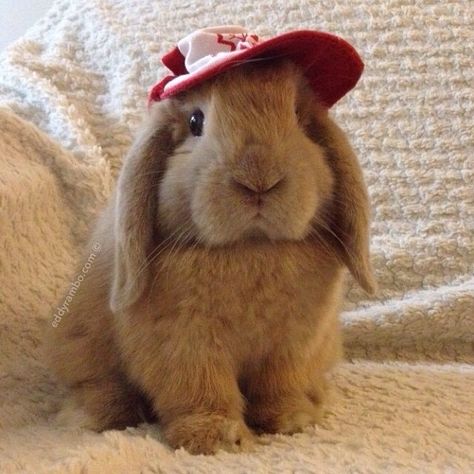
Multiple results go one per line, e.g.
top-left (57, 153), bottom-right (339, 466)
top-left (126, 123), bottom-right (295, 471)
top-left (0, 0), bottom-right (472, 472)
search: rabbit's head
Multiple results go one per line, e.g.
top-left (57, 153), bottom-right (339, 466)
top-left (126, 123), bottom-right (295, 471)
top-left (111, 60), bottom-right (375, 312)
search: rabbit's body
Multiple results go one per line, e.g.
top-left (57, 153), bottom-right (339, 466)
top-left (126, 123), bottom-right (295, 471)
top-left (143, 239), bottom-right (342, 370)
top-left (49, 225), bottom-right (344, 440)
top-left (46, 60), bottom-right (374, 454)
top-left (122, 239), bottom-right (344, 430)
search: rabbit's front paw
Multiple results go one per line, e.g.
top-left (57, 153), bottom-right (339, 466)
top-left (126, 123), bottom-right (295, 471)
top-left (277, 402), bottom-right (324, 434)
top-left (163, 413), bottom-right (256, 455)
top-left (247, 395), bottom-right (324, 434)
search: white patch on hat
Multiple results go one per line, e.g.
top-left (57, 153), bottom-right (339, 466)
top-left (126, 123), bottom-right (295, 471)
top-left (163, 26), bottom-right (260, 92)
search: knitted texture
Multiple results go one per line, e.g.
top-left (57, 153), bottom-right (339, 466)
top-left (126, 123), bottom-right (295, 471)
top-left (0, 0), bottom-right (472, 472)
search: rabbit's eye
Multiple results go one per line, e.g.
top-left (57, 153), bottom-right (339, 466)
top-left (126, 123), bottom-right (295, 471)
top-left (189, 109), bottom-right (204, 137)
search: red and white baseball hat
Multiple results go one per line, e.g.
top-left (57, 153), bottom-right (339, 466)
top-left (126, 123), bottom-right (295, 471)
top-left (149, 26), bottom-right (363, 108)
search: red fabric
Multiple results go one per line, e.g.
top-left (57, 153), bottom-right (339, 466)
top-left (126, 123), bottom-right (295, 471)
top-left (162, 47), bottom-right (187, 75)
top-left (149, 30), bottom-right (363, 108)
top-left (148, 75), bottom-right (176, 104)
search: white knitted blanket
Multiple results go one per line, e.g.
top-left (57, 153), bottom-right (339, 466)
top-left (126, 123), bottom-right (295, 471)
top-left (0, 1), bottom-right (473, 472)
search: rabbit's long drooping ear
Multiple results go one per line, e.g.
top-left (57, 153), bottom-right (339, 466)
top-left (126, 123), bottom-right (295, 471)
top-left (110, 102), bottom-right (185, 313)
top-left (307, 106), bottom-right (376, 294)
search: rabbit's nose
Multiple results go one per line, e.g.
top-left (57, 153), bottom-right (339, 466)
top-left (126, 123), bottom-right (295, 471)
top-left (232, 177), bottom-right (283, 196)
top-left (231, 144), bottom-right (284, 201)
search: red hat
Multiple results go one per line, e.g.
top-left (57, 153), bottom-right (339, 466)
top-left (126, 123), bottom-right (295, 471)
top-left (149, 26), bottom-right (363, 108)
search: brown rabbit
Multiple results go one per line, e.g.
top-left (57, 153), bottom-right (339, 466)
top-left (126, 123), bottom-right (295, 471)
top-left (46, 59), bottom-right (375, 455)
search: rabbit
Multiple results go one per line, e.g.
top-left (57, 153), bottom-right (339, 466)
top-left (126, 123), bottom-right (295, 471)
top-left (45, 59), bottom-right (375, 455)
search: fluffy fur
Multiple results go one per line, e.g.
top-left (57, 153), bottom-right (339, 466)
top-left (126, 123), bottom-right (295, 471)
top-left (46, 60), bottom-right (374, 455)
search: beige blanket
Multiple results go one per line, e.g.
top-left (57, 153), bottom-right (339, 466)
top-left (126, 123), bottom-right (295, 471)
top-left (0, 0), bottom-right (472, 472)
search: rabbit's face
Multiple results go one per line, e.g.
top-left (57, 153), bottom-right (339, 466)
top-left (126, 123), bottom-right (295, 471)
top-left (157, 61), bottom-right (334, 245)
top-left (111, 60), bottom-right (374, 312)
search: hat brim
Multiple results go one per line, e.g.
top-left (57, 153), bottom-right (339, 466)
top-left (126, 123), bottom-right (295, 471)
top-left (149, 30), bottom-right (363, 108)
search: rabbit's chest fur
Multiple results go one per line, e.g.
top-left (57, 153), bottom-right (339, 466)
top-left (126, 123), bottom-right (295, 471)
top-left (143, 239), bottom-right (344, 364)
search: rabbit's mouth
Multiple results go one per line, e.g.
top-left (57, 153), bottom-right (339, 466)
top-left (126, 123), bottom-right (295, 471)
top-left (223, 207), bottom-right (313, 244)
top-left (240, 224), bottom-right (270, 241)
top-left (246, 213), bottom-right (310, 242)
top-left (187, 176), bottom-right (318, 246)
